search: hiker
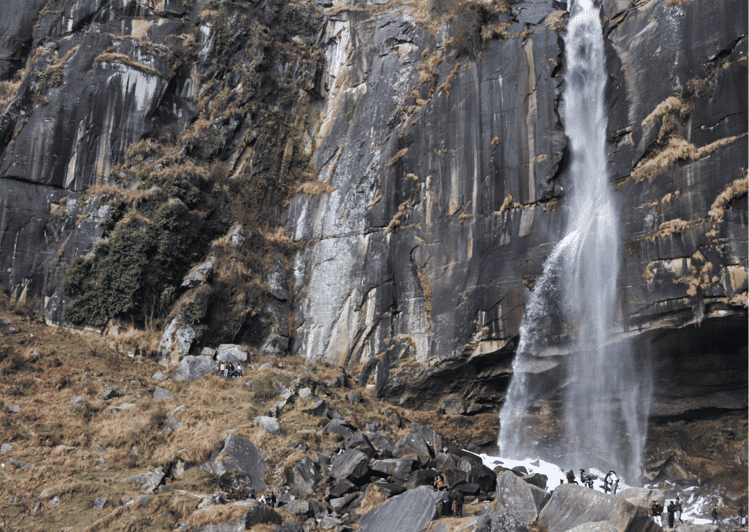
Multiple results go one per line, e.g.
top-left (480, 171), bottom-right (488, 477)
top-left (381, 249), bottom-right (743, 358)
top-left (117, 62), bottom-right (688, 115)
top-left (667, 500), bottom-right (676, 528)
top-left (675, 497), bottom-right (683, 523)
top-left (269, 491), bottom-right (276, 508)
top-left (603, 471), bottom-right (612, 494)
top-left (610, 471), bottom-right (619, 495)
top-left (711, 506), bottom-right (719, 525)
top-left (580, 469), bottom-right (587, 486)
top-left (566, 469), bottom-right (577, 484)
top-left (649, 501), bottom-right (656, 522)
top-left (216, 362), bottom-right (226, 376)
top-left (655, 500), bottom-right (664, 526)
top-left (738, 504), bottom-right (747, 526)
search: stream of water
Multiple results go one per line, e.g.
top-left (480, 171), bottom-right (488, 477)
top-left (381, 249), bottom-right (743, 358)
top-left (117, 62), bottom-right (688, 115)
top-left (498, 0), bottom-right (651, 483)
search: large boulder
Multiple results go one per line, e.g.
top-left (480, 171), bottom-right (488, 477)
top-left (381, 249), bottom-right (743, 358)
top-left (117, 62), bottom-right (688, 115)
top-left (393, 433), bottom-right (433, 466)
top-left (358, 485), bottom-right (439, 532)
top-left (616, 488), bottom-right (665, 510)
top-left (495, 470), bottom-right (550, 523)
top-left (216, 344), bottom-right (248, 364)
top-left (209, 434), bottom-right (268, 495)
top-left (174, 355), bottom-right (216, 382)
top-left (329, 450), bottom-right (370, 481)
top-left (538, 484), bottom-right (660, 532)
top-left (370, 458), bottom-right (417, 481)
top-left (284, 456), bottom-right (323, 498)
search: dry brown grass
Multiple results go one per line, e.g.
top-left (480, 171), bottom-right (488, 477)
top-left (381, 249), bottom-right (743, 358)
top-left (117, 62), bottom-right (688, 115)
top-left (296, 180), bottom-right (336, 196)
top-left (92, 53), bottom-right (162, 77)
top-left (0, 79), bottom-right (21, 112)
top-left (498, 194), bottom-right (520, 216)
top-left (641, 96), bottom-right (683, 127)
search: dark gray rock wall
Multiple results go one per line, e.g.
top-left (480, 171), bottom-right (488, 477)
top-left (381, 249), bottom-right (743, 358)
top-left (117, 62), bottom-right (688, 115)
top-left (287, 0), bottom-right (747, 412)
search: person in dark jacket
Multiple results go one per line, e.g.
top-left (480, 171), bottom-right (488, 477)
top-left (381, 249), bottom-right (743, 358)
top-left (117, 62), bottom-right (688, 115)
top-left (667, 500), bottom-right (676, 528)
top-left (566, 469), bottom-right (577, 484)
top-left (711, 506), bottom-right (720, 525)
top-left (675, 497), bottom-right (683, 524)
top-left (738, 504), bottom-right (747, 527)
top-left (652, 501), bottom-right (663, 526)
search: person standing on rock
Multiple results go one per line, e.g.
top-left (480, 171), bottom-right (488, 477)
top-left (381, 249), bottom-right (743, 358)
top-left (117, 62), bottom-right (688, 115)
top-left (738, 504), bottom-right (747, 527)
top-left (610, 471), bottom-right (619, 495)
top-left (667, 500), bottom-right (676, 528)
top-left (711, 506), bottom-right (720, 525)
top-left (603, 471), bottom-right (612, 494)
top-left (566, 469), bottom-right (577, 484)
top-left (675, 497), bottom-right (683, 524)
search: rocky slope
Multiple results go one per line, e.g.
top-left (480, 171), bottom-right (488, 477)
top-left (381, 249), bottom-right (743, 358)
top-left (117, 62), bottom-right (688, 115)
top-left (0, 298), bottom-right (745, 531)
top-left (0, 0), bottom-right (746, 425)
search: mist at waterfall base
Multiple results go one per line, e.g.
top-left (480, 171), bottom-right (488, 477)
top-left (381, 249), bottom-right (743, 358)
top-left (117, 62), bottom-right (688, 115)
top-left (498, 0), bottom-right (652, 484)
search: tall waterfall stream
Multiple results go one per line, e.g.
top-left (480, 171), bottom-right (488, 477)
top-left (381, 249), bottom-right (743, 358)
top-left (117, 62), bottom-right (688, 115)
top-left (498, 0), bottom-right (651, 483)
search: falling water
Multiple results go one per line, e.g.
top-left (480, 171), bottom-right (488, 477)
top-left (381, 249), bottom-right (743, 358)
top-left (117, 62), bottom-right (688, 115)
top-left (498, 0), bottom-right (651, 482)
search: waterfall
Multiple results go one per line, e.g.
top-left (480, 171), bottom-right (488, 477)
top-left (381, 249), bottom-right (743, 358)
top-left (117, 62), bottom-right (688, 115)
top-left (498, 0), bottom-right (651, 482)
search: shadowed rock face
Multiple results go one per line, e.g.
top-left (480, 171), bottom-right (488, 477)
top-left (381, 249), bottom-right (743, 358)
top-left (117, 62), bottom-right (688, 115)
top-left (0, 0), bottom-right (745, 416)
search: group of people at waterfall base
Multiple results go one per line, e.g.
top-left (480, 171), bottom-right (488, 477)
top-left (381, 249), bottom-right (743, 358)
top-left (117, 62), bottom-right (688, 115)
top-left (564, 469), bottom-right (619, 494)
top-left (563, 469), bottom-right (747, 528)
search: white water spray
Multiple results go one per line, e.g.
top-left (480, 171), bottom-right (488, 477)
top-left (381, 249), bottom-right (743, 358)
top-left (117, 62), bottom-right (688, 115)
top-left (499, 0), bottom-right (651, 482)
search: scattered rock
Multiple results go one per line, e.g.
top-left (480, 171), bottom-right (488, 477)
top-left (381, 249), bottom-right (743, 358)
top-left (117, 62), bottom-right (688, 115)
top-left (347, 391), bottom-right (364, 403)
top-left (7, 405), bottom-right (19, 413)
top-left (99, 388), bottom-right (119, 401)
top-left (298, 387), bottom-right (315, 401)
top-left (346, 432), bottom-right (377, 458)
top-left (326, 478), bottom-right (356, 500)
top-left (152, 372), bottom-right (168, 381)
top-left (109, 402), bottom-right (136, 413)
top-left (67, 395), bottom-right (90, 414)
top-left (322, 419), bottom-right (356, 441)
top-left (181, 259), bottom-right (213, 288)
top-left (164, 405), bottom-right (184, 435)
top-left (1, 444), bottom-right (13, 453)
top-left (93, 497), bottom-right (109, 510)
top-left (304, 400), bottom-right (327, 417)
top-left (152, 386), bottom-right (173, 401)
top-left (141, 467), bottom-right (166, 493)
top-left (8, 458), bottom-right (33, 470)
top-left (48, 496), bottom-right (60, 507)
top-left (254, 416), bottom-right (281, 435)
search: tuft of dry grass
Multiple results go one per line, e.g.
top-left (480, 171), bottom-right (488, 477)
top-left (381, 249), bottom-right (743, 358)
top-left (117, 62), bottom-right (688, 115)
top-left (92, 53), bottom-right (162, 77)
top-left (296, 180), bottom-right (336, 196)
top-left (641, 96), bottom-right (683, 127)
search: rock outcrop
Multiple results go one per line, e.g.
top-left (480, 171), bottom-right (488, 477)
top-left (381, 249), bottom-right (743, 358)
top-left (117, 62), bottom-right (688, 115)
top-left (0, 0), bottom-right (745, 421)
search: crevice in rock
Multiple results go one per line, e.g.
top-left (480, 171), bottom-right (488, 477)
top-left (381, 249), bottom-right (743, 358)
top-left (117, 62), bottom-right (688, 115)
top-left (707, 33), bottom-right (747, 63)
top-left (0, 174), bottom-right (67, 192)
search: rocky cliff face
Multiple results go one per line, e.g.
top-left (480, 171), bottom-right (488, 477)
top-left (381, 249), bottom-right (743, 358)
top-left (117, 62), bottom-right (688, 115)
top-left (0, 0), bottom-right (746, 418)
